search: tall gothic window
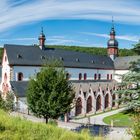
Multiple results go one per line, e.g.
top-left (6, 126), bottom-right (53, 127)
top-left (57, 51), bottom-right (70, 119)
top-left (107, 74), bottom-right (109, 80)
top-left (66, 73), bottom-right (70, 80)
top-left (79, 73), bottom-right (82, 80)
top-left (18, 72), bottom-right (23, 81)
top-left (94, 74), bottom-right (97, 80)
top-left (110, 74), bottom-right (112, 79)
top-left (84, 73), bottom-right (87, 80)
top-left (98, 74), bottom-right (101, 80)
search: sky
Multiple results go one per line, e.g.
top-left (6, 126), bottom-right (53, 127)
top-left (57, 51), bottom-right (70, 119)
top-left (0, 0), bottom-right (140, 49)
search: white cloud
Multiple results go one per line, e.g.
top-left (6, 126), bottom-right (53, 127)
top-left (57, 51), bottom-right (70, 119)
top-left (0, 0), bottom-right (140, 32)
top-left (0, 37), bottom-right (36, 41)
top-left (81, 32), bottom-right (140, 42)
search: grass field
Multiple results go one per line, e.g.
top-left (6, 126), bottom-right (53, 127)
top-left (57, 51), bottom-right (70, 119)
top-left (103, 112), bottom-right (133, 127)
top-left (0, 110), bottom-right (105, 140)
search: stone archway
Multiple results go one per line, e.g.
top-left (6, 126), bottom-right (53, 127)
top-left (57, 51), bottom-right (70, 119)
top-left (75, 97), bottom-right (82, 116)
top-left (105, 94), bottom-right (109, 109)
top-left (96, 95), bottom-right (101, 111)
top-left (112, 94), bottom-right (116, 107)
top-left (86, 96), bottom-right (92, 113)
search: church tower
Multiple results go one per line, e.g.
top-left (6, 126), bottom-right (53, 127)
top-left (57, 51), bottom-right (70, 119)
top-left (107, 19), bottom-right (118, 61)
top-left (38, 27), bottom-right (46, 50)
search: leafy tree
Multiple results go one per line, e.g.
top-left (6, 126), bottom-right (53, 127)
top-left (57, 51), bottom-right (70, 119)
top-left (116, 42), bottom-right (140, 139)
top-left (4, 93), bottom-right (14, 111)
top-left (27, 61), bottom-right (75, 123)
top-left (0, 92), bottom-right (14, 111)
top-left (116, 59), bottom-right (140, 112)
top-left (133, 40), bottom-right (140, 55)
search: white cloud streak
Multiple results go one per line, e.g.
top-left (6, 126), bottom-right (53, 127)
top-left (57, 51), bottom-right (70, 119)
top-left (82, 32), bottom-right (140, 42)
top-left (0, 0), bottom-right (140, 32)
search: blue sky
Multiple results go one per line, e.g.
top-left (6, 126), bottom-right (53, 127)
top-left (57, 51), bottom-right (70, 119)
top-left (0, 0), bottom-right (140, 49)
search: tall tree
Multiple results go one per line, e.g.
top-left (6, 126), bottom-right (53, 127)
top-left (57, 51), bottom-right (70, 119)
top-left (116, 59), bottom-right (140, 112)
top-left (133, 40), bottom-right (140, 55)
top-left (26, 61), bottom-right (75, 123)
top-left (116, 42), bottom-right (140, 139)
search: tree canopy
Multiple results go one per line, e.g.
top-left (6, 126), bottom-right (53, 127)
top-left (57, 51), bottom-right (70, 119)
top-left (133, 40), bottom-right (140, 55)
top-left (26, 61), bottom-right (75, 123)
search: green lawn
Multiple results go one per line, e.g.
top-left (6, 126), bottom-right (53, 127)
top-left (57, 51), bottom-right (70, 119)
top-left (103, 112), bottom-right (133, 127)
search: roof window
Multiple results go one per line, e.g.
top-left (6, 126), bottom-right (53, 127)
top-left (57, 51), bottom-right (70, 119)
top-left (41, 55), bottom-right (45, 59)
top-left (17, 54), bottom-right (22, 59)
top-left (76, 58), bottom-right (79, 62)
top-left (91, 60), bottom-right (95, 63)
top-left (60, 57), bottom-right (64, 61)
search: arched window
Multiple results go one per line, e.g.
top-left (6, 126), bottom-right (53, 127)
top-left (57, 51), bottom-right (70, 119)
top-left (105, 94), bottom-right (109, 109)
top-left (107, 74), bottom-right (109, 80)
top-left (86, 96), bottom-right (92, 113)
top-left (112, 94), bottom-right (116, 107)
top-left (79, 73), bottom-right (82, 80)
top-left (18, 72), bottom-right (23, 81)
top-left (110, 74), bottom-right (112, 80)
top-left (4, 73), bottom-right (7, 82)
top-left (5, 56), bottom-right (7, 62)
top-left (96, 95), bottom-right (101, 111)
top-left (98, 74), bottom-right (101, 80)
top-left (94, 74), bottom-right (97, 80)
top-left (75, 97), bottom-right (82, 116)
top-left (66, 73), bottom-right (70, 80)
top-left (84, 73), bottom-right (87, 80)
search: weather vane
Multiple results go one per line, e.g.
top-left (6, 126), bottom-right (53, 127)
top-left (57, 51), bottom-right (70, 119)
top-left (112, 16), bottom-right (114, 28)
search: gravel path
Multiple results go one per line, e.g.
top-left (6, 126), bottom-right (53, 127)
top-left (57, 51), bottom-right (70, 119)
top-left (71, 108), bottom-right (125, 125)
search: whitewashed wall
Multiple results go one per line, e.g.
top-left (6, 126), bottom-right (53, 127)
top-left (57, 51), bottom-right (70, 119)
top-left (114, 70), bottom-right (129, 82)
top-left (12, 66), bottom-right (114, 81)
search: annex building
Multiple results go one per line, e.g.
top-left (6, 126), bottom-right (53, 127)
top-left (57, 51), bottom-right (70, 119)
top-left (0, 25), bottom-right (140, 118)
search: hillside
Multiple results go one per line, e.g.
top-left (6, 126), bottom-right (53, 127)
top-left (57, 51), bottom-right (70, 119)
top-left (47, 45), bottom-right (136, 56)
top-left (0, 110), bottom-right (99, 140)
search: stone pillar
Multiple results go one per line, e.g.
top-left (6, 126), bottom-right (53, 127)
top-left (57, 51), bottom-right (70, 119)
top-left (64, 113), bottom-right (69, 122)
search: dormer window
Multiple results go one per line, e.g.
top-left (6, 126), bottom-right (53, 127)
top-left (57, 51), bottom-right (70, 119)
top-left (18, 72), bottom-right (23, 81)
top-left (17, 54), bottom-right (22, 59)
top-left (76, 58), bottom-right (79, 62)
top-left (60, 57), bottom-right (64, 61)
top-left (91, 60), bottom-right (94, 63)
top-left (41, 56), bottom-right (45, 59)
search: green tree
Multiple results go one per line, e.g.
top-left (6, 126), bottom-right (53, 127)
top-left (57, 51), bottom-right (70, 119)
top-left (133, 40), bottom-right (140, 55)
top-left (116, 59), bottom-right (140, 112)
top-left (116, 44), bottom-right (140, 139)
top-left (0, 92), bottom-right (14, 111)
top-left (27, 61), bottom-right (75, 123)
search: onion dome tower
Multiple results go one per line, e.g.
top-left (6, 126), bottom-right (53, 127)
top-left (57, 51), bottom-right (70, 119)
top-left (38, 27), bottom-right (46, 50)
top-left (107, 18), bottom-right (118, 61)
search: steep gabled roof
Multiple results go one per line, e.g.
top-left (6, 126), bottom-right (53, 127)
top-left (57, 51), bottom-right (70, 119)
top-left (4, 44), bottom-right (114, 69)
top-left (114, 56), bottom-right (140, 70)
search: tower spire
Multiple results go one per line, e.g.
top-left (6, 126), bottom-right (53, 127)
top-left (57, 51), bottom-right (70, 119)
top-left (112, 16), bottom-right (114, 29)
top-left (107, 17), bottom-right (119, 61)
top-left (38, 27), bottom-right (46, 50)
